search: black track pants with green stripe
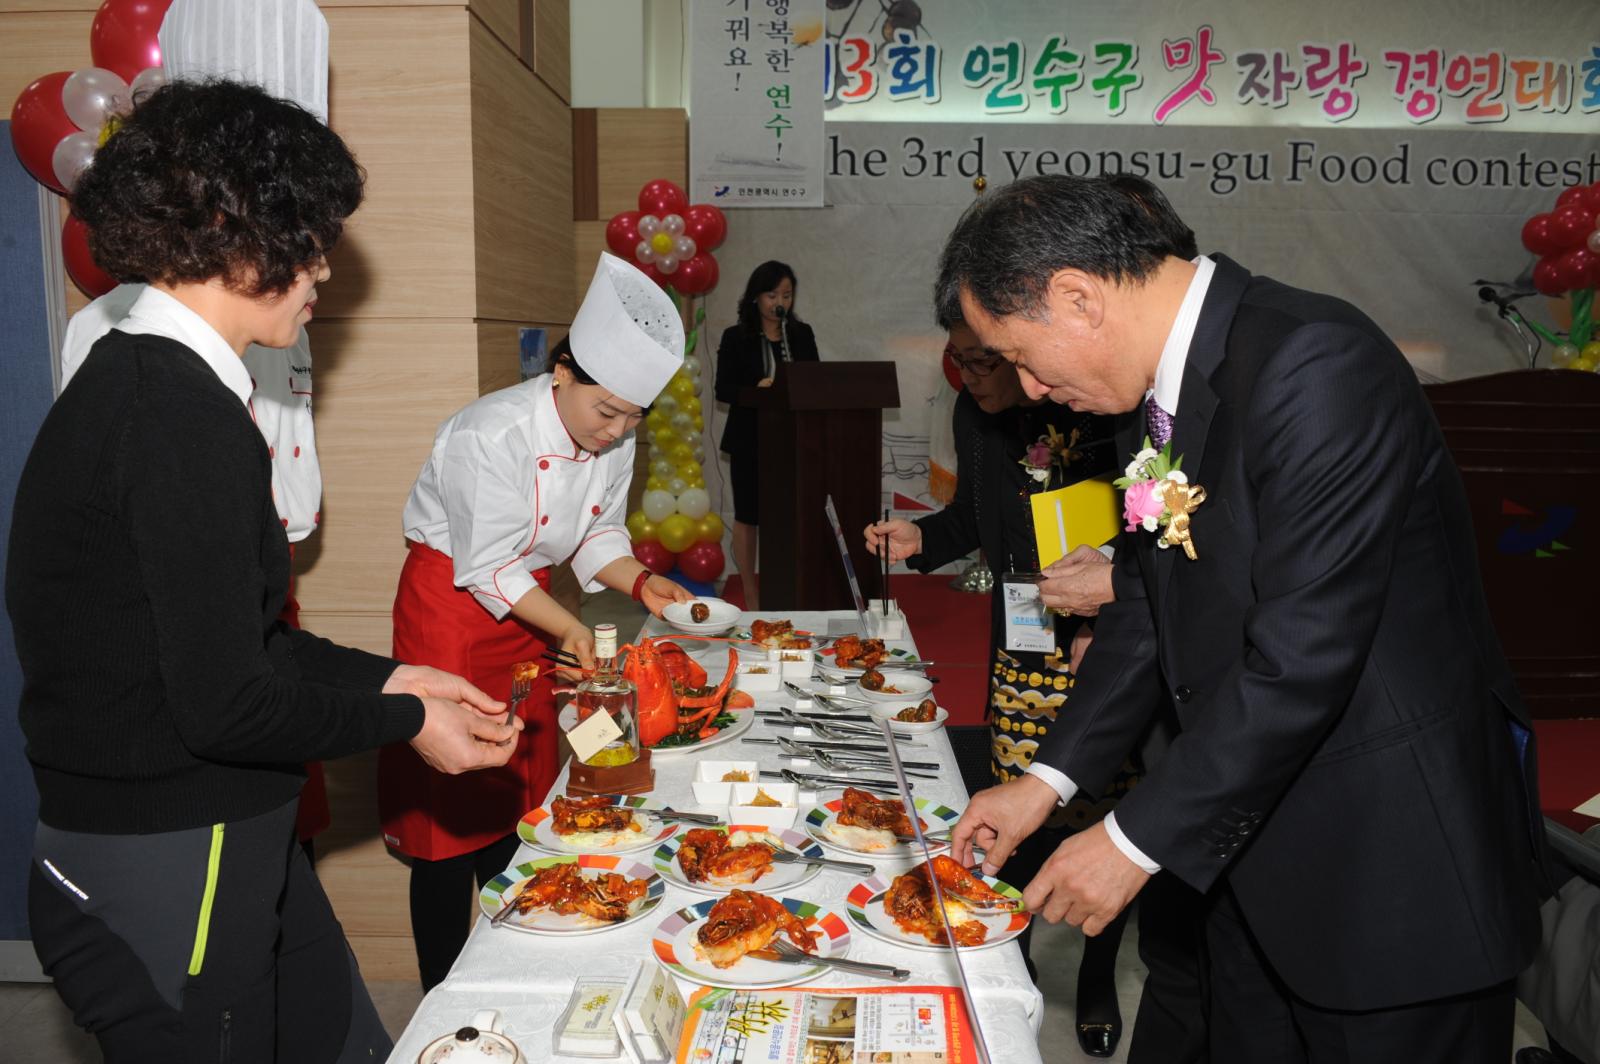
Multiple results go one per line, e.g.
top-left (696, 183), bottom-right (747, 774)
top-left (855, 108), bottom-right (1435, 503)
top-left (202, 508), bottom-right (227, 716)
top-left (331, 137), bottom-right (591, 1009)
top-left (30, 799), bottom-right (390, 1063)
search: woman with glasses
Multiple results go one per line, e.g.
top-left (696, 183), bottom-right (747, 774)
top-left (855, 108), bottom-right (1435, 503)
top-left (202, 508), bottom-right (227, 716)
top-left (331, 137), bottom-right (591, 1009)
top-left (380, 253), bottom-right (695, 990)
top-left (714, 260), bottom-right (819, 609)
top-left (864, 321), bottom-right (1137, 1057)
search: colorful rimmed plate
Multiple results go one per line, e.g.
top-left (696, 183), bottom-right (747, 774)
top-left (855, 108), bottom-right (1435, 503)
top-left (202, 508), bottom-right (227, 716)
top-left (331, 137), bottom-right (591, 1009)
top-left (814, 644), bottom-right (921, 679)
top-left (556, 703), bottom-right (755, 759)
top-left (803, 797), bottom-right (961, 857)
top-left (844, 870), bottom-right (1029, 951)
top-left (652, 826), bottom-right (826, 895)
top-left (519, 795), bottom-right (679, 854)
top-left (478, 854), bottom-right (664, 936)
top-left (650, 896), bottom-right (851, 989)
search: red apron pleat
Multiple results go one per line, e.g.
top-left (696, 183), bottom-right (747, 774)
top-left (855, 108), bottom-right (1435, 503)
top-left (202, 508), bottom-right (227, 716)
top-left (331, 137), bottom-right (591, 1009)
top-left (377, 540), bottom-right (558, 861)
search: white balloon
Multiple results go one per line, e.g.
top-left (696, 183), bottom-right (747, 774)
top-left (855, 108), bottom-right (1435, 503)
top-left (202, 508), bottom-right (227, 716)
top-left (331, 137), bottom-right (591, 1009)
top-left (670, 411), bottom-right (694, 433)
top-left (637, 214), bottom-right (661, 237)
top-left (657, 255), bottom-right (679, 274)
top-left (693, 444), bottom-right (706, 463)
top-left (62, 67), bottom-right (129, 133)
top-left (52, 132), bottom-right (98, 191)
top-left (662, 214), bottom-right (686, 236)
top-left (634, 239), bottom-right (656, 264)
top-left (654, 392), bottom-right (679, 413)
top-left (650, 457), bottom-right (675, 478)
top-left (673, 235), bottom-right (698, 260)
top-left (668, 476), bottom-right (689, 495)
top-left (676, 487), bottom-right (711, 520)
top-left (129, 66), bottom-right (167, 102)
top-left (642, 489), bottom-right (676, 523)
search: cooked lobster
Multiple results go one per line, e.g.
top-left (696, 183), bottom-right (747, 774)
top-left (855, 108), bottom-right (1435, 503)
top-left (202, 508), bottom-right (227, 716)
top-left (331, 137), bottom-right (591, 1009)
top-left (695, 889), bottom-right (818, 968)
top-left (884, 855), bottom-right (1007, 946)
top-left (675, 828), bottom-right (774, 885)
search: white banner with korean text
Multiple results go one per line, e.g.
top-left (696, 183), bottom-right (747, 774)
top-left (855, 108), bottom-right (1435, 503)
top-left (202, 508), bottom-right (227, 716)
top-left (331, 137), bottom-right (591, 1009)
top-left (690, 0), bottom-right (827, 208)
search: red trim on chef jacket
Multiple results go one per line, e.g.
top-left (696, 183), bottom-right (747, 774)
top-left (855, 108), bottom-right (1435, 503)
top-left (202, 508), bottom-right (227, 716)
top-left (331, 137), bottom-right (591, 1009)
top-left (378, 540), bottom-right (557, 862)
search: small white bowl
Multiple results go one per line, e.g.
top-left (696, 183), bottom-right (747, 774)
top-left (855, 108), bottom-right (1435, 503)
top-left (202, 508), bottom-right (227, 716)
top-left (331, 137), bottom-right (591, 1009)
top-left (691, 760), bottom-right (761, 805)
top-left (777, 649), bottom-right (812, 680)
top-left (735, 662), bottom-right (781, 693)
top-left (852, 670), bottom-right (933, 703)
top-left (728, 782), bottom-right (798, 831)
top-left (868, 701), bottom-right (949, 735)
top-left (661, 597), bottom-right (741, 636)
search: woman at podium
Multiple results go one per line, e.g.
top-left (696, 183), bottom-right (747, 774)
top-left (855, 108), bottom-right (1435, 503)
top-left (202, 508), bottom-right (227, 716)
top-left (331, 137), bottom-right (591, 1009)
top-left (714, 260), bottom-right (819, 609)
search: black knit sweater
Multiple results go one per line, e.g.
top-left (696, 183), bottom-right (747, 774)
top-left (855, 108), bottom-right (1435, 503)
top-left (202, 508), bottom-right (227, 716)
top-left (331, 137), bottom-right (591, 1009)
top-left (6, 331), bottom-right (424, 834)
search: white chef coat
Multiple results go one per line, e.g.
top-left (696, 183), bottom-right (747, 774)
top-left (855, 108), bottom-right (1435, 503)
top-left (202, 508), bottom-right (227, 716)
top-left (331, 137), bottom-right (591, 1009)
top-left (402, 373), bottom-right (636, 620)
top-left (58, 283), bottom-right (323, 544)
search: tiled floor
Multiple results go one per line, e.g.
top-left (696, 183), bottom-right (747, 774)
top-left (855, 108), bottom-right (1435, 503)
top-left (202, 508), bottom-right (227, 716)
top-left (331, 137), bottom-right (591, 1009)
top-left (0, 589), bottom-right (1557, 1061)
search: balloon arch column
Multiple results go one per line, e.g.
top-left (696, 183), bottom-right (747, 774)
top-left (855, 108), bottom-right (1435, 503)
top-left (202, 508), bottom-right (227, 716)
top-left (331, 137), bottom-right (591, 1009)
top-left (607, 179), bottom-right (731, 591)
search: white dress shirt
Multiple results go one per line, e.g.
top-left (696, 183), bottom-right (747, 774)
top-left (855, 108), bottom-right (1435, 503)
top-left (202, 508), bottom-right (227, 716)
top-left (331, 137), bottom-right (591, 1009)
top-left (1028, 255), bottom-right (1216, 875)
top-left (402, 373), bottom-right (636, 621)
top-left (59, 284), bottom-right (324, 544)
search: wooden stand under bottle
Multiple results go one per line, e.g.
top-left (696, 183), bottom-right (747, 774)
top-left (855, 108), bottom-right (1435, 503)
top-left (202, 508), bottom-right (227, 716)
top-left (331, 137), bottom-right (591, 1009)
top-left (566, 749), bottom-right (654, 796)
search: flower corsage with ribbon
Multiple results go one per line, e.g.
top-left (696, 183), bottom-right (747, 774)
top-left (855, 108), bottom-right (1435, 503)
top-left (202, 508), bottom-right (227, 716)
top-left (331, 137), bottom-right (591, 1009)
top-left (1018, 424), bottom-right (1083, 487)
top-left (1114, 438), bottom-right (1207, 560)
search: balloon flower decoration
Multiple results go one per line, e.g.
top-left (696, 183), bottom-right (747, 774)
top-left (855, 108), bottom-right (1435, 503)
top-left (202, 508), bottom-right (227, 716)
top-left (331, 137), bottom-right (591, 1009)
top-left (1519, 182), bottom-right (1600, 370)
top-left (8, 0), bottom-right (173, 298)
top-left (610, 180), bottom-right (730, 585)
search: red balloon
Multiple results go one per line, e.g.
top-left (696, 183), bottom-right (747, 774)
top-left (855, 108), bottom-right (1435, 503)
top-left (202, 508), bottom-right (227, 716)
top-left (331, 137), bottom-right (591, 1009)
top-left (1554, 248), bottom-right (1597, 292)
top-left (1521, 214), bottom-right (1565, 256)
top-left (636, 259), bottom-right (669, 290)
top-left (673, 252), bottom-right (720, 295)
top-left (682, 203), bottom-right (727, 251)
top-left (942, 348), bottom-right (964, 391)
top-left (10, 71), bottom-right (78, 193)
top-left (1556, 185), bottom-right (1589, 211)
top-left (633, 540), bottom-right (676, 576)
top-left (678, 541), bottom-right (725, 583)
top-left (62, 215), bottom-right (117, 298)
top-left (89, 0), bottom-right (172, 82)
top-left (637, 179), bottom-right (688, 218)
top-left (1532, 256), bottom-right (1567, 297)
top-left (605, 210), bottom-right (642, 257)
top-left (1553, 205), bottom-right (1595, 250)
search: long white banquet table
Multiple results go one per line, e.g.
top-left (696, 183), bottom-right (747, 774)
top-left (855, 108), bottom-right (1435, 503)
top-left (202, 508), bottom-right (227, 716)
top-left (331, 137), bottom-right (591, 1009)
top-left (387, 610), bottom-right (1045, 1063)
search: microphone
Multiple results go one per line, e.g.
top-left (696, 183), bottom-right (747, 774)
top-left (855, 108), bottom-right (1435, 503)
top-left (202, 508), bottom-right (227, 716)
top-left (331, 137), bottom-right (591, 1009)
top-left (777, 305), bottom-right (792, 361)
top-left (774, 305), bottom-right (788, 319)
top-left (1477, 286), bottom-right (1515, 316)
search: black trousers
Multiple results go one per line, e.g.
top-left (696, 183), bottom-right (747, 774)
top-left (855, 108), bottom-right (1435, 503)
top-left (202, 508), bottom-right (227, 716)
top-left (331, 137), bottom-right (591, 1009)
top-left (30, 800), bottom-right (388, 1064)
top-left (408, 832), bottom-right (522, 991)
top-left (1128, 871), bottom-right (1210, 1064)
top-left (1206, 886), bottom-right (1515, 1063)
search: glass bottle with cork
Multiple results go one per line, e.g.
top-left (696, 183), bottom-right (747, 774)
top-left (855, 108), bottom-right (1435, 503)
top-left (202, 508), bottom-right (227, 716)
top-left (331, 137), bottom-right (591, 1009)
top-left (567, 623), bottom-right (654, 794)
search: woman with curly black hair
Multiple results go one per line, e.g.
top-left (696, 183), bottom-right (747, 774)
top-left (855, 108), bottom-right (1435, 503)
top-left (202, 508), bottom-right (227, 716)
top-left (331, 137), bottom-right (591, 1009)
top-left (7, 79), bottom-right (522, 1063)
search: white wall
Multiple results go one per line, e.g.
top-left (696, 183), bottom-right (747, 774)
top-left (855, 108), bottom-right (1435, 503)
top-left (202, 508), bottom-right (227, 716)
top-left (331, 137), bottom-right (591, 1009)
top-left (569, 0), bottom-right (686, 109)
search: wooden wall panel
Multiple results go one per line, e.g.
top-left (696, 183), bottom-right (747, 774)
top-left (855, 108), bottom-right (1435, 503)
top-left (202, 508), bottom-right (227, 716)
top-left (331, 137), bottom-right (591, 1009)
top-left (476, 319), bottom-right (570, 395)
top-left (594, 108), bottom-right (686, 218)
top-left (0, 11), bottom-right (92, 105)
top-left (295, 319), bottom-right (482, 614)
top-left (319, 7), bottom-right (477, 319)
top-left (468, 0), bottom-right (522, 61)
top-left (574, 219), bottom-right (607, 309)
top-left (533, 0), bottom-right (570, 103)
top-left (469, 17), bottom-right (573, 323)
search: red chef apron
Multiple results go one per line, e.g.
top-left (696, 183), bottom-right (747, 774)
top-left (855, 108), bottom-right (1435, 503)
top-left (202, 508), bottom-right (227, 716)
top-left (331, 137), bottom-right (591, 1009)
top-left (377, 539), bottom-right (559, 861)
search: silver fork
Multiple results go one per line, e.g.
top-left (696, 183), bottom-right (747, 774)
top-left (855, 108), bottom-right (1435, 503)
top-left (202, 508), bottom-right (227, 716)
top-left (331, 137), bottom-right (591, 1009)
top-left (756, 937), bottom-right (910, 981)
top-left (762, 846), bottom-right (876, 875)
top-left (806, 747), bottom-right (942, 780)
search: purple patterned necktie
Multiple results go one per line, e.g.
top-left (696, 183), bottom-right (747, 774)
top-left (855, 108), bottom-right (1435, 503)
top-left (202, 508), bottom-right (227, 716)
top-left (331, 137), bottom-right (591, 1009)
top-left (1147, 398), bottom-right (1175, 449)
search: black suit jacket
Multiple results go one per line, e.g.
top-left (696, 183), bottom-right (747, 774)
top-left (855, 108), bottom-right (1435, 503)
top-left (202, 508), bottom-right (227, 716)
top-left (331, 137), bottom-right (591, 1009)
top-left (714, 321), bottom-right (819, 454)
top-left (1036, 255), bottom-right (1546, 1010)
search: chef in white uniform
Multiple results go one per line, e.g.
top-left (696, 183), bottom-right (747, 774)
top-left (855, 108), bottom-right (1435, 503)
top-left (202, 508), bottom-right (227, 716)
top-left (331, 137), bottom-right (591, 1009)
top-left (379, 252), bottom-right (694, 990)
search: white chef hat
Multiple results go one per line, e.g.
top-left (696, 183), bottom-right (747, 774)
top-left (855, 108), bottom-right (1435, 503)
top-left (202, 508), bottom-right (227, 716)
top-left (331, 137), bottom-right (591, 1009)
top-left (159, 0), bottom-right (329, 122)
top-left (568, 253), bottom-right (685, 407)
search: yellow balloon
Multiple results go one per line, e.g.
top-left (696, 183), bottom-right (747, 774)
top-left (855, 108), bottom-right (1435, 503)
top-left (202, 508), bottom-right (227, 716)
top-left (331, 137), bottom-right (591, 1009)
top-left (645, 407), bottom-right (669, 431)
top-left (692, 415), bottom-right (704, 432)
top-left (680, 395), bottom-right (702, 417)
top-left (669, 375), bottom-right (696, 401)
top-left (651, 428), bottom-right (679, 451)
top-left (1583, 341), bottom-right (1600, 362)
top-left (696, 512), bottom-right (724, 543)
top-left (645, 475), bottom-right (667, 492)
top-left (1571, 356), bottom-right (1597, 372)
top-left (675, 459), bottom-right (701, 479)
top-left (651, 232), bottom-right (675, 255)
top-left (626, 511), bottom-right (658, 542)
top-left (658, 513), bottom-right (697, 553)
top-left (668, 442), bottom-right (695, 464)
top-left (689, 474), bottom-right (705, 489)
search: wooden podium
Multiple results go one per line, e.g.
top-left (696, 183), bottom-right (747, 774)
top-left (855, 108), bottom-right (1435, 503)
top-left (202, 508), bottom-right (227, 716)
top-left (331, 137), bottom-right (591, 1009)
top-left (745, 361), bottom-right (900, 610)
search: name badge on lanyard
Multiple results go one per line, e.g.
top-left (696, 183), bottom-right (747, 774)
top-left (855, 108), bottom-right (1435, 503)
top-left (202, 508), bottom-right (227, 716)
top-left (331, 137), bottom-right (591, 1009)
top-left (1001, 572), bottom-right (1055, 653)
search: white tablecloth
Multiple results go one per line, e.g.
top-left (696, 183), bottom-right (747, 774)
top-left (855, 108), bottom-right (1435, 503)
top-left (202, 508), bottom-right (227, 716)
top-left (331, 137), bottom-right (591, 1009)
top-left (387, 612), bottom-right (1043, 1063)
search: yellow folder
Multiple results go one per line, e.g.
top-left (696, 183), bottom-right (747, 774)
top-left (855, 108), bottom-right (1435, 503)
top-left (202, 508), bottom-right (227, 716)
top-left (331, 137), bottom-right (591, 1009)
top-left (1030, 475), bottom-right (1120, 569)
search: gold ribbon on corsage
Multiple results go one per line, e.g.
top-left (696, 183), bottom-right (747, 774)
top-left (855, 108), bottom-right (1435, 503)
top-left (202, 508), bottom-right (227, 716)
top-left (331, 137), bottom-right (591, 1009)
top-left (1159, 480), bottom-right (1207, 561)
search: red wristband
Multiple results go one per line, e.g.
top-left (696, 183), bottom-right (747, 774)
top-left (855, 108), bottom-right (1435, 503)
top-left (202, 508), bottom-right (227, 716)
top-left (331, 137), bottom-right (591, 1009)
top-left (631, 569), bottom-right (651, 602)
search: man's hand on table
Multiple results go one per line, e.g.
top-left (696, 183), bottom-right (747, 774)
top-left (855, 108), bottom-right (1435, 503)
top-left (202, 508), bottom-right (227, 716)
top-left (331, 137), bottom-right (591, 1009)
top-left (951, 774), bottom-right (1060, 875)
top-left (1023, 821), bottom-right (1150, 936)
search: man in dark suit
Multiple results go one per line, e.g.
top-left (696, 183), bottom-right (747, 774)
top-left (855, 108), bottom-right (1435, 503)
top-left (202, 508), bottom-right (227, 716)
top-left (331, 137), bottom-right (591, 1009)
top-left (941, 174), bottom-right (1547, 1061)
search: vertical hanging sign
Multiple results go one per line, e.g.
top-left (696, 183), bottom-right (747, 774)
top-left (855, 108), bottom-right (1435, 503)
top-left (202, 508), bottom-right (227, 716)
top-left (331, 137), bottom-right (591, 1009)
top-left (690, 0), bottom-right (825, 208)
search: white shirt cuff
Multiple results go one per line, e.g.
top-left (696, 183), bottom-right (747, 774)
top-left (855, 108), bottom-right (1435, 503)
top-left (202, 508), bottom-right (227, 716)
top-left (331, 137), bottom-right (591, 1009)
top-left (1025, 763), bottom-right (1079, 805)
top-left (1105, 812), bottom-right (1162, 874)
top-left (1097, 543), bottom-right (1115, 561)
